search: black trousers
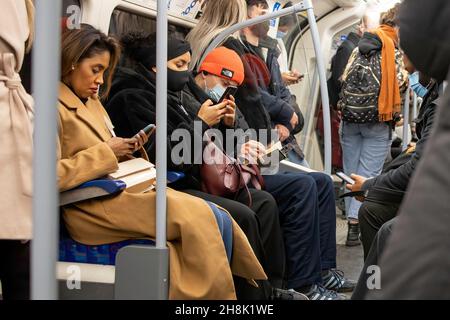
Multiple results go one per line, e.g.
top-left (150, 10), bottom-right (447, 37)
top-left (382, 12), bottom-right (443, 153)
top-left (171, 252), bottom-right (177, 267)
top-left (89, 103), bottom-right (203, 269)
top-left (358, 199), bottom-right (400, 260)
top-left (351, 218), bottom-right (396, 300)
top-left (264, 172), bottom-right (337, 289)
top-left (184, 188), bottom-right (285, 300)
top-left (0, 240), bottom-right (30, 300)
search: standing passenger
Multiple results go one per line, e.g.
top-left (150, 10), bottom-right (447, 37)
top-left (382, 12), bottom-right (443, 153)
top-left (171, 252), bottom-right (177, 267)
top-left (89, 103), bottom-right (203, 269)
top-left (339, 4), bottom-right (408, 246)
top-left (0, 0), bottom-right (34, 300)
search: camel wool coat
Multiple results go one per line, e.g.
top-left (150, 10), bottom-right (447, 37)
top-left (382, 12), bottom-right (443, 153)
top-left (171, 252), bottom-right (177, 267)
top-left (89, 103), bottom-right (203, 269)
top-left (0, 0), bottom-right (34, 240)
top-left (57, 83), bottom-right (266, 299)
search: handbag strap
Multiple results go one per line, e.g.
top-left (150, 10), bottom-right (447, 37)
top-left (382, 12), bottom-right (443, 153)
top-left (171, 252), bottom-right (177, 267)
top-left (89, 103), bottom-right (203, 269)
top-left (235, 164), bottom-right (253, 208)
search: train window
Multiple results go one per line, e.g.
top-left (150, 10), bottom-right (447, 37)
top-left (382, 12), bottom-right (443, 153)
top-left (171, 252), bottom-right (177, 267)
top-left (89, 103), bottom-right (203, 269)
top-left (108, 8), bottom-right (190, 40)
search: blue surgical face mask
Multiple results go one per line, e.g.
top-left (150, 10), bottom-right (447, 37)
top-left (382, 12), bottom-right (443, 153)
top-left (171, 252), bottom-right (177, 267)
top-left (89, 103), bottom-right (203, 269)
top-left (276, 31), bottom-right (287, 39)
top-left (205, 80), bottom-right (226, 103)
top-left (409, 72), bottom-right (428, 98)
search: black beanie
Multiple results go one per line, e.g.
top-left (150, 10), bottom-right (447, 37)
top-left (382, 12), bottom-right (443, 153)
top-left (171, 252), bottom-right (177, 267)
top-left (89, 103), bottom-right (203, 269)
top-left (121, 32), bottom-right (191, 69)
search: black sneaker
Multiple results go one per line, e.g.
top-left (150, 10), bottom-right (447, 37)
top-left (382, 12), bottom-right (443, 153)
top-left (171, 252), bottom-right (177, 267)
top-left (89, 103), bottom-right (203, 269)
top-left (302, 284), bottom-right (347, 300)
top-left (322, 269), bottom-right (357, 293)
top-left (271, 287), bottom-right (309, 300)
top-left (346, 221), bottom-right (361, 246)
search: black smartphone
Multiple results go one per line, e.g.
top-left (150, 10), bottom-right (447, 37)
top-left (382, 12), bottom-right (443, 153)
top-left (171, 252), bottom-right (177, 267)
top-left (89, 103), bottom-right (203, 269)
top-left (218, 86), bottom-right (238, 103)
top-left (142, 124), bottom-right (156, 137)
top-left (336, 172), bottom-right (355, 185)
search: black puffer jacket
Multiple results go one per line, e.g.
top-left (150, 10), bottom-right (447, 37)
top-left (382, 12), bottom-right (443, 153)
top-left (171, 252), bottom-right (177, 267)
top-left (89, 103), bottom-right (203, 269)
top-left (105, 65), bottom-right (210, 190)
top-left (361, 81), bottom-right (440, 194)
top-left (363, 0), bottom-right (450, 300)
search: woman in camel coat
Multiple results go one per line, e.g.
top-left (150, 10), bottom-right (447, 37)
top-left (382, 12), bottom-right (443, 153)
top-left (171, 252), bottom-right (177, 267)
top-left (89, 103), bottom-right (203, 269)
top-left (0, 0), bottom-right (34, 300)
top-left (58, 24), bottom-right (266, 300)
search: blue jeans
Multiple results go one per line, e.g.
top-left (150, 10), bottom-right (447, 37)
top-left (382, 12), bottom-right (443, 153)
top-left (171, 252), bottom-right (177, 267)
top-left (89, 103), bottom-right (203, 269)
top-left (340, 122), bottom-right (392, 220)
top-left (263, 172), bottom-right (337, 289)
top-left (206, 202), bottom-right (233, 263)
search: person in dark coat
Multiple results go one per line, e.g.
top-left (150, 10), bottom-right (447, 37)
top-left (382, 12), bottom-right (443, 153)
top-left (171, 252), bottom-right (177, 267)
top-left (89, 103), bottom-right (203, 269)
top-left (243, 0), bottom-right (308, 166)
top-left (349, 77), bottom-right (440, 258)
top-left (105, 32), bottom-right (307, 300)
top-left (359, 0), bottom-right (450, 299)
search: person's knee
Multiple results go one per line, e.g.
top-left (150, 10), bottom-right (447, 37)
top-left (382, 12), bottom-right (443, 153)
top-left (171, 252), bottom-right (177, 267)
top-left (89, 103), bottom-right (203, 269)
top-left (293, 174), bottom-right (317, 195)
top-left (358, 201), bottom-right (370, 223)
top-left (255, 190), bottom-right (278, 211)
top-left (379, 218), bottom-right (396, 237)
top-left (233, 202), bottom-right (260, 230)
top-left (310, 172), bottom-right (333, 187)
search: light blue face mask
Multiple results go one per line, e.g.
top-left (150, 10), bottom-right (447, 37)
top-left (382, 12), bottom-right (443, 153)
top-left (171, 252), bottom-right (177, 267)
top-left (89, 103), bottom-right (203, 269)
top-left (276, 31), bottom-right (287, 39)
top-left (205, 81), bottom-right (226, 103)
top-left (409, 72), bottom-right (428, 98)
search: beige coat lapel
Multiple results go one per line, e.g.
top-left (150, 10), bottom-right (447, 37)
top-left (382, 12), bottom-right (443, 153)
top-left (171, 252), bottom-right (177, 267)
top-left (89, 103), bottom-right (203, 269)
top-left (58, 83), bottom-right (112, 142)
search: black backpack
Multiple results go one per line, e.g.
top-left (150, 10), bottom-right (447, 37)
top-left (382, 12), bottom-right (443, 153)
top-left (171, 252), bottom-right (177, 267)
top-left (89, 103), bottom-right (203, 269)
top-left (338, 47), bottom-right (382, 123)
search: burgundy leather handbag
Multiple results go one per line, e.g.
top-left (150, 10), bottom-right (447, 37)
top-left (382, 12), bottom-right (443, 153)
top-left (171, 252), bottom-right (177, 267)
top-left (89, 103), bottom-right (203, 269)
top-left (200, 140), bottom-right (264, 206)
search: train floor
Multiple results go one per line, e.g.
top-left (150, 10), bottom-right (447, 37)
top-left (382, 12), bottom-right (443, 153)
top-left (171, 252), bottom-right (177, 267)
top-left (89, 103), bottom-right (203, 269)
top-left (336, 211), bottom-right (364, 299)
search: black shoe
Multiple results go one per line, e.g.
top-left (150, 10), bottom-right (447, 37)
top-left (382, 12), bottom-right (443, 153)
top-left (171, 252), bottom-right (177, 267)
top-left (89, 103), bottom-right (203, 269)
top-left (346, 222), bottom-right (361, 246)
top-left (271, 287), bottom-right (309, 300)
top-left (300, 284), bottom-right (347, 300)
top-left (322, 269), bottom-right (357, 293)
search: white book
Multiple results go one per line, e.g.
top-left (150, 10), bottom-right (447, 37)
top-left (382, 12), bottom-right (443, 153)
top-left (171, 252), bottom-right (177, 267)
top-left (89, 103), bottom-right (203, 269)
top-left (108, 158), bottom-right (156, 193)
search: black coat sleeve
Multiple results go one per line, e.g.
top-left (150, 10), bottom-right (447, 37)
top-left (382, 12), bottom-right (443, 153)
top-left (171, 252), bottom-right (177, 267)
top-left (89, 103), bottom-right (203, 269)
top-left (106, 89), bottom-right (209, 183)
top-left (364, 79), bottom-right (450, 300)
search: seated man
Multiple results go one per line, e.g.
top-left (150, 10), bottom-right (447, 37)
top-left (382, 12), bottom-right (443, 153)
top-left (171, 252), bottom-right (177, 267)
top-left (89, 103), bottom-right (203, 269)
top-left (182, 46), bottom-right (356, 300)
top-left (347, 72), bottom-right (441, 259)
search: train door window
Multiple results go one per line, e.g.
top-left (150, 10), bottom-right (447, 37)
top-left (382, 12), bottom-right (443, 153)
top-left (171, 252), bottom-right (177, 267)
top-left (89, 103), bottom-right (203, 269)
top-left (278, 12), bottom-right (324, 170)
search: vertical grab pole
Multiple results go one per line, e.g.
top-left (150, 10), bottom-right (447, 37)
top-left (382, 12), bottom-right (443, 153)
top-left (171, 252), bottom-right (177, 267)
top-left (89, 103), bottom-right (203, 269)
top-left (115, 0), bottom-right (170, 300)
top-left (156, 1), bottom-right (168, 250)
top-left (402, 87), bottom-right (411, 151)
top-left (31, 0), bottom-right (61, 300)
top-left (306, 2), bottom-right (332, 175)
top-left (155, 0), bottom-right (170, 299)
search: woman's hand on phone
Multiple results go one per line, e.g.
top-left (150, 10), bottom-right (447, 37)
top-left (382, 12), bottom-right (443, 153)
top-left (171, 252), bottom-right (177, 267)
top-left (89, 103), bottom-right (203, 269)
top-left (107, 137), bottom-right (138, 158)
top-left (222, 95), bottom-right (236, 127)
top-left (133, 130), bottom-right (149, 151)
top-left (198, 99), bottom-right (228, 126)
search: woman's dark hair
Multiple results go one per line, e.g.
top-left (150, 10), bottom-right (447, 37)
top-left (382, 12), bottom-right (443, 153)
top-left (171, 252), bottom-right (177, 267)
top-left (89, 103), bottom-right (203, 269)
top-left (120, 31), bottom-right (156, 69)
top-left (61, 24), bottom-right (121, 99)
top-left (119, 32), bottom-right (191, 70)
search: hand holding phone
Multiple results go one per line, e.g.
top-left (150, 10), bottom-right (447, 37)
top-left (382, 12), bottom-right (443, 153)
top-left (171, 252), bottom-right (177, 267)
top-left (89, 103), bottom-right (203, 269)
top-left (132, 124), bottom-right (155, 152)
top-left (218, 86), bottom-right (238, 103)
top-left (142, 124), bottom-right (156, 137)
top-left (336, 172), bottom-right (355, 185)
